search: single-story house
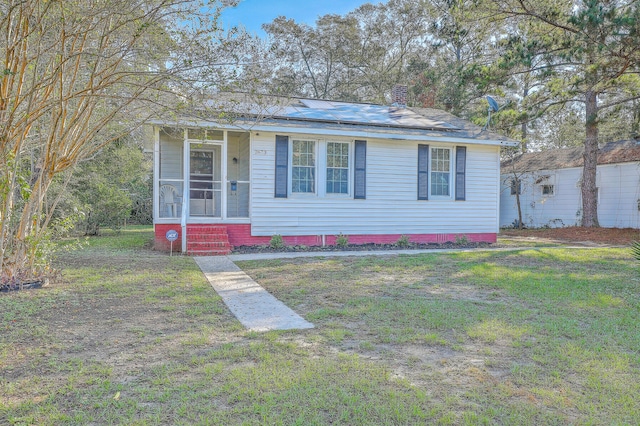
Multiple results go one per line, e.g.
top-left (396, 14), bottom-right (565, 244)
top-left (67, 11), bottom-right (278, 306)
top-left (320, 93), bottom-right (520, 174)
top-left (150, 93), bottom-right (516, 254)
top-left (500, 140), bottom-right (640, 229)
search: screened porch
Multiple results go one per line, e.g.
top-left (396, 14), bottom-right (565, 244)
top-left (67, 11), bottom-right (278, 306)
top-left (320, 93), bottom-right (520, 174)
top-left (156, 127), bottom-right (250, 222)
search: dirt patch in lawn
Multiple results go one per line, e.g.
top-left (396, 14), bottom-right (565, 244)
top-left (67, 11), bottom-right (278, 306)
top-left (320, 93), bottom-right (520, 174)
top-left (1, 250), bottom-right (239, 394)
top-left (500, 226), bottom-right (640, 246)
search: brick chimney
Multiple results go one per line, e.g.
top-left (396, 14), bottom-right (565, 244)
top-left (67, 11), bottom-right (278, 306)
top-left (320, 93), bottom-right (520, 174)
top-left (391, 84), bottom-right (408, 108)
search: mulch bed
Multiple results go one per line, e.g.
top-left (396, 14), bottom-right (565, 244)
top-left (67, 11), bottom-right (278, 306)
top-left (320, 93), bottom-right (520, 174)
top-left (0, 280), bottom-right (44, 292)
top-left (232, 241), bottom-right (494, 254)
top-left (500, 227), bottom-right (640, 246)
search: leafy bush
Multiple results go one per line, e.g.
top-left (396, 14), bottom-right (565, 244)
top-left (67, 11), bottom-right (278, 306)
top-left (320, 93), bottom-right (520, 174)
top-left (455, 234), bottom-right (470, 245)
top-left (269, 234), bottom-right (285, 249)
top-left (336, 233), bottom-right (349, 247)
top-left (61, 140), bottom-right (152, 235)
top-left (396, 235), bottom-right (410, 247)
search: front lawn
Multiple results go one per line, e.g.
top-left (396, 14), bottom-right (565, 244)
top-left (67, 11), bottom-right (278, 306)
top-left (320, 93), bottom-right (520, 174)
top-left (1, 228), bottom-right (638, 425)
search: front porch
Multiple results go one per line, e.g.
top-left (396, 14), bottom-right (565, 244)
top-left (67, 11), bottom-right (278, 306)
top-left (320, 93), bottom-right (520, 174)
top-left (153, 127), bottom-right (251, 254)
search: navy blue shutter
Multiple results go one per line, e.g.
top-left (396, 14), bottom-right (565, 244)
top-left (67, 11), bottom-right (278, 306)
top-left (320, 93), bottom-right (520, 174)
top-left (275, 135), bottom-right (288, 198)
top-left (354, 140), bottom-right (366, 199)
top-left (417, 144), bottom-right (429, 200)
top-left (455, 146), bottom-right (466, 201)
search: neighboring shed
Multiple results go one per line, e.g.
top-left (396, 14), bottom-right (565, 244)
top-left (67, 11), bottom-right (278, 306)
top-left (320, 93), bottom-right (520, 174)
top-left (500, 140), bottom-right (640, 228)
top-left (150, 94), bottom-right (516, 254)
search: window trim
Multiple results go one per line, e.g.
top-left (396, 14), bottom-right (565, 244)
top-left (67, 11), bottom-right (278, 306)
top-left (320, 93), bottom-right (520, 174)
top-left (541, 184), bottom-right (555, 196)
top-left (285, 138), bottom-right (356, 198)
top-left (324, 140), bottom-right (353, 197)
top-left (429, 146), bottom-right (454, 200)
top-left (289, 138), bottom-right (318, 196)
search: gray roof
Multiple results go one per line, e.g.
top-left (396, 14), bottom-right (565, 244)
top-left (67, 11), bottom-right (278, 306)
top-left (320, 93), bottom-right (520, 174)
top-left (191, 93), bottom-right (516, 143)
top-left (501, 140), bottom-right (640, 172)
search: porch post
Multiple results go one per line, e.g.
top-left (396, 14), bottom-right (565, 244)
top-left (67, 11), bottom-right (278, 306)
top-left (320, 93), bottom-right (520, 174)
top-left (182, 129), bottom-right (189, 253)
top-left (153, 126), bottom-right (160, 222)
top-left (221, 130), bottom-right (228, 221)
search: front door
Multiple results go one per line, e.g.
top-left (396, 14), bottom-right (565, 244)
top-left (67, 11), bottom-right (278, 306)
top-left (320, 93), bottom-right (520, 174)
top-left (189, 145), bottom-right (221, 217)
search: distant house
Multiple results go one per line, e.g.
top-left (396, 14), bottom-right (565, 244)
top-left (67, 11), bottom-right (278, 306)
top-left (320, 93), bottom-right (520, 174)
top-left (150, 93), bottom-right (516, 254)
top-left (500, 140), bottom-right (640, 229)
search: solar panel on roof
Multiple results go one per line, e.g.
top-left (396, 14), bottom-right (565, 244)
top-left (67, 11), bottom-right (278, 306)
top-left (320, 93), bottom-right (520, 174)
top-left (227, 98), bottom-right (460, 130)
top-left (299, 99), bottom-right (334, 109)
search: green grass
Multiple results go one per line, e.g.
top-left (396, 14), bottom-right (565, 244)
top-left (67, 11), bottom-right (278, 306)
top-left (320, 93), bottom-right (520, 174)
top-left (1, 229), bottom-right (639, 425)
top-left (238, 247), bottom-right (640, 424)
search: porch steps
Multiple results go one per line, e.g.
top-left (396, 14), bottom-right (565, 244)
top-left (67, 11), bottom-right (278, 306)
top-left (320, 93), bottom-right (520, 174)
top-left (186, 225), bottom-right (232, 256)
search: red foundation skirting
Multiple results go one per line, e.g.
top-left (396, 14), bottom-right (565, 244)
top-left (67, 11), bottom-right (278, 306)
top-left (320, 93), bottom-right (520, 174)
top-left (154, 223), bottom-right (497, 253)
top-left (154, 224), bottom-right (184, 251)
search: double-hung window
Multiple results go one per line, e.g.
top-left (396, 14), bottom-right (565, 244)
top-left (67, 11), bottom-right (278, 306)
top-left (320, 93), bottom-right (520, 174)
top-left (431, 147), bottom-right (451, 197)
top-left (292, 139), bottom-right (316, 193)
top-left (326, 142), bottom-right (350, 195)
top-left (276, 136), bottom-right (362, 198)
top-left (418, 145), bottom-right (463, 200)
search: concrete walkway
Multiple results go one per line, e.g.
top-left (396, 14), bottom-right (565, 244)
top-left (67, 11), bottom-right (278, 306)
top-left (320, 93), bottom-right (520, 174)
top-left (194, 256), bottom-right (314, 332)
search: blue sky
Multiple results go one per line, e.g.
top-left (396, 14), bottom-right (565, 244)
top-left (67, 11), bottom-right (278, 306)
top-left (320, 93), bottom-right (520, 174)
top-left (220, 0), bottom-right (383, 37)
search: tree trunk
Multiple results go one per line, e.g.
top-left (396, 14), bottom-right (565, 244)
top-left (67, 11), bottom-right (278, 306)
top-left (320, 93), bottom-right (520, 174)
top-left (581, 89), bottom-right (599, 227)
top-left (521, 79), bottom-right (529, 153)
top-left (515, 183), bottom-right (523, 229)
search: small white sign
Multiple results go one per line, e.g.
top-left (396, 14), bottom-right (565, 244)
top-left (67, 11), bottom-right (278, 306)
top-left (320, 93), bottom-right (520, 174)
top-left (165, 229), bottom-right (179, 242)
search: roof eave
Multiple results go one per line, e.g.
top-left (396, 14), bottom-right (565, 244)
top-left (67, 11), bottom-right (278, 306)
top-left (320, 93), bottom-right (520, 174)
top-left (148, 118), bottom-right (519, 147)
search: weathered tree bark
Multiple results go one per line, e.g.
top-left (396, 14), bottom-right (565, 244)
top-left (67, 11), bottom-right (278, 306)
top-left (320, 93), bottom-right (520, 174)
top-left (515, 178), bottom-right (523, 229)
top-left (521, 81), bottom-right (529, 153)
top-left (581, 89), bottom-right (599, 227)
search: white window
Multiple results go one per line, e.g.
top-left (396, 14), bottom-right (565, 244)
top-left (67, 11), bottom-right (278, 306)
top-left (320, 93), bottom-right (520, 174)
top-left (542, 184), bottom-right (555, 196)
top-left (326, 142), bottom-right (350, 194)
top-left (288, 139), bottom-right (353, 197)
top-left (291, 140), bottom-right (316, 193)
top-left (430, 147), bottom-right (452, 197)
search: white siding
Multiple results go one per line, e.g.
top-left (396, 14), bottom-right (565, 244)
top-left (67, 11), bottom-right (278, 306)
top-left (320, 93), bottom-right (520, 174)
top-left (596, 163), bottom-right (640, 227)
top-left (500, 162), bottom-right (640, 228)
top-left (250, 132), bottom-right (501, 236)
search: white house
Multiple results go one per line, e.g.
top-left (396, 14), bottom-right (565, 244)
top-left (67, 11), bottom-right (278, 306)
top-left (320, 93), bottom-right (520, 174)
top-left (500, 140), bottom-right (640, 229)
top-left (151, 94), bottom-right (516, 254)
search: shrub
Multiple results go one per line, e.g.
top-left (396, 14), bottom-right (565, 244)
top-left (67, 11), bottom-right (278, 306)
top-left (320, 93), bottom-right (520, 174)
top-left (396, 234), bottom-right (410, 247)
top-left (335, 233), bottom-right (349, 248)
top-left (455, 234), bottom-right (470, 245)
top-left (269, 234), bottom-right (285, 249)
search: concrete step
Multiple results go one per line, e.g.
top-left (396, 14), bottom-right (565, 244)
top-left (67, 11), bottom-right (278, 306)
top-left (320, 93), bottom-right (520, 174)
top-left (188, 248), bottom-right (232, 256)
